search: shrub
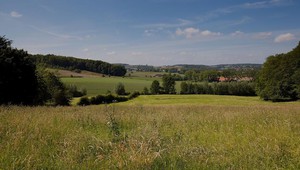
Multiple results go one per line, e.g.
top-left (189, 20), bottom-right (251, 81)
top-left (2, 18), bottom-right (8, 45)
top-left (77, 97), bottom-right (90, 106)
top-left (128, 91), bottom-right (140, 99)
top-left (68, 85), bottom-right (87, 97)
top-left (115, 82), bottom-right (126, 95)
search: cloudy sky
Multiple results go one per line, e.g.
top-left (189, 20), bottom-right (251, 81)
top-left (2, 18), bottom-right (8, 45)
top-left (1, 0), bottom-right (299, 65)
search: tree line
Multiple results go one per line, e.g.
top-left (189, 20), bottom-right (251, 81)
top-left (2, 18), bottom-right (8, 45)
top-left (30, 54), bottom-right (126, 76)
top-left (184, 69), bottom-right (258, 82)
top-left (180, 81), bottom-right (256, 96)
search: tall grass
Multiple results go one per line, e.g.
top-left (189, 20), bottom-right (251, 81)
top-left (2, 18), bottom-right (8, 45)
top-left (1, 96), bottom-right (300, 169)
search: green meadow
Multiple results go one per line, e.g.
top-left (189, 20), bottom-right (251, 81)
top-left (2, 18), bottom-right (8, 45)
top-left (62, 76), bottom-right (182, 96)
top-left (62, 77), bottom-right (154, 96)
top-left (1, 95), bottom-right (300, 169)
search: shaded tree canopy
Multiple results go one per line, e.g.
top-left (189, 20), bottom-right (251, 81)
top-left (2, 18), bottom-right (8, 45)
top-left (0, 36), bottom-right (71, 106)
top-left (0, 36), bottom-right (39, 105)
top-left (256, 41), bottom-right (300, 101)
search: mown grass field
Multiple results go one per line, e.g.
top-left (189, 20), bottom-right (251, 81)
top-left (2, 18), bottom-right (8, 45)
top-left (1, 95), bottom-right (300, 169)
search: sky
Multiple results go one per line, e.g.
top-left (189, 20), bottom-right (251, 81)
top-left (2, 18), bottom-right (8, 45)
top-left (1, 0), bottom-right (300, 65)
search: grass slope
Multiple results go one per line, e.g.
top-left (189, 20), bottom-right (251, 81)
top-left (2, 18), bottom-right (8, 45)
top-left (1, 95), bottom-right (300, 169)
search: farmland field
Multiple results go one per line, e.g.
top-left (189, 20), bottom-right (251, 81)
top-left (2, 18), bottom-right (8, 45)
top-left (62, 77), bottom-right (155, 96)
top-left (58, 69), bottom-right (183, 96)
top-left (62, 77), bottom-right (182, 96)
top-left (1, 95), bottom-right (300, 169)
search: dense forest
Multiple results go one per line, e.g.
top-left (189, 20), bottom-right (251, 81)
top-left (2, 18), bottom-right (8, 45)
top-left (30, 54), bottom-right (127, 76)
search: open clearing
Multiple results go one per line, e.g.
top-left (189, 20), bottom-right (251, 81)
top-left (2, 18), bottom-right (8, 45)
top-left (1, 95), bottom-right (300, 169)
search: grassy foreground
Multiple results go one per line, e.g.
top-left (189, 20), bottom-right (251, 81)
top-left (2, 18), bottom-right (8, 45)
top-left (1, 95), bottom-right (300, 169)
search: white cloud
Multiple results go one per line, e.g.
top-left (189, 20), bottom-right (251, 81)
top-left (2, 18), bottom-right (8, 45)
top-left (254, 32), bottom-right (272, 39)
top-left (176, 27), bottom-right (221, 39)
top-left (83, 48), bottom-right (89, 52)
top-left (131, 52), bottom-right (143, 56)
top-left (201, 30), bottom-right (221, 36)
top-left (10, 11), bottom-right (22, 18)
top-left (136, 18), bottom-right (193, 29)
top-left (144, 29), bottom-right (156, 37)
top-left (30, 25), bottom-right (83, 40)
top-left (231, 31), bottom-right (244, 36)
top-left (107, 51), bottom-right (116, 55)
top-left (274, 33), bottom-right (295, 43)
top-left (242, 0), bottom-right (289, 9)
top-left (176, 27), bottom-right (199, 38)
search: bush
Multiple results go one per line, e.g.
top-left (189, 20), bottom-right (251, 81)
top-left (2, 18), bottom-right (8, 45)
top-left (78, 94), bottom-right (129, 106)
top-left (128, 91), bottom-right (140, 99)
top-left (115, 82), bottom-right (126, 95)
top-left (68, 85), bottom-right (87, 97)
top-left (77, 97), bottom-right (90, 106)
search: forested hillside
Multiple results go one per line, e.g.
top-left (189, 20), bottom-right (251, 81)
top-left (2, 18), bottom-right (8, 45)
top-left (30, 54), bottom-right (127, 76)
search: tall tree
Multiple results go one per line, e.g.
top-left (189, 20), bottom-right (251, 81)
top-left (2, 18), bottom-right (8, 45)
top-left (162, 74), bottom-right (176, 94)
top-left (0, 36), bottom-right (39, 105)
top-left (150, 80), bottom-right (160, 94)
top-left (256, 42), bottom-right (300, 101)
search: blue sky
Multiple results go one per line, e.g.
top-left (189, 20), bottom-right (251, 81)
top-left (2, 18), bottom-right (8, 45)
top-left (1, 0), bottom-right (299, 65)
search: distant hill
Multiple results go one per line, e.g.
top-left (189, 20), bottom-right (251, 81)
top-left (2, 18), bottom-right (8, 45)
top-left (122, 63), bottom-right (262, 73)
top-left (210, 64), bottom-right (262, 70)
top-left (30, 54), bottom-right (127, 76)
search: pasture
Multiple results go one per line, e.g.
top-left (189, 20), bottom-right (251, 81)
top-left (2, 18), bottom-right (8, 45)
top-left (1, 95), bottom-right (300, 169)
top-left (57, 69), bottom-right (182, 96)
top-left (62, 77), bottom-right (154, 96)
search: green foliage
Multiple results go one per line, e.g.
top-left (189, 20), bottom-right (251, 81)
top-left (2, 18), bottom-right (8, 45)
top-left (150, 80), bottom-right (161, 94)
top-left (42, 72), bottom-right (71, 105)
top-left (184, 68), bottom-right (258, 82)
top-left (180, 81), bottom-right (256, 96)
top-left (128, 91), bottom-right (140, 99)
top-left (162, 74), bottom-right (176, 94)
top-left (142, 87), bottom-right (150, 95)
top-left (0, 36), bottom-right (39, 105)
top-left (115, 82), bottom-right (126, 95)
top-left (77, 94), bottom-right (130, 106)
top-left (30, 54), bottom-right (126, 76)
top-left (77, 97), bottom-right (90, 106)
top-left (68, 84), bottom-right (87, 97)
top-left (256, 42), bottom-right (300, 101)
